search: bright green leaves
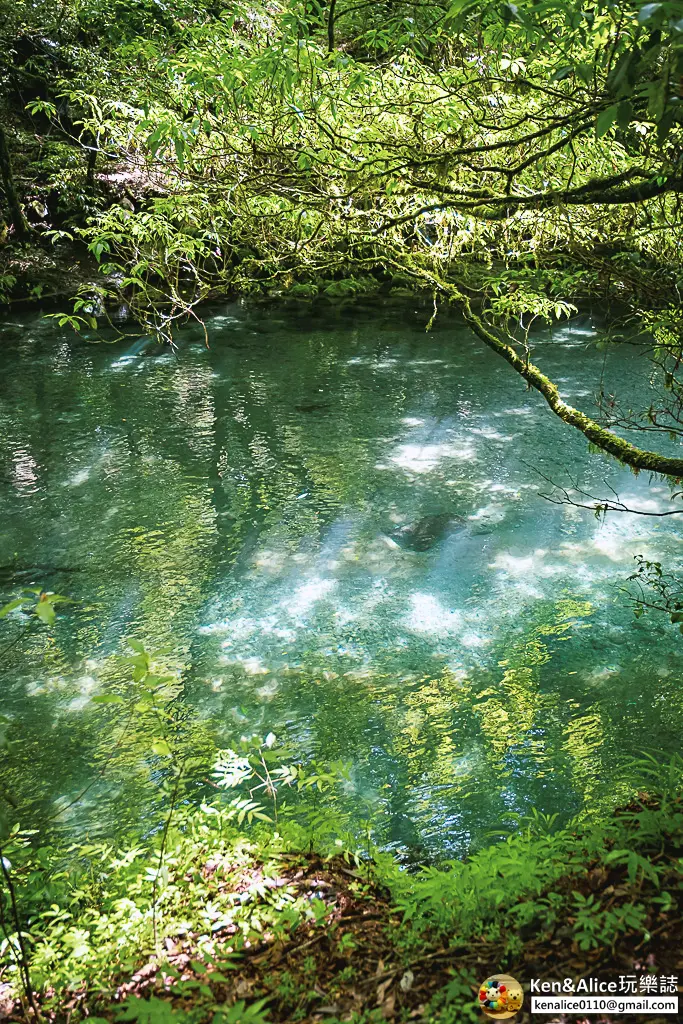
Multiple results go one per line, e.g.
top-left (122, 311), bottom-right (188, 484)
top-left (227, 796), bottom-right (273, 825)
top-left (499, 54), bottom-right (527, 75)
top-left (117, 996), bottom-right (183, 1024)
top-left (142, 120), bottom-right (190, 167)
top-left (151, 738), bottom-right (172, 757)
top-left (460, 0), bottom-right (683, 142)
top-left (445, 0), bottom-right (480, 20)
top-left (0, 597), bottom-right (26, 618)
top-left (35, 595), bottom-right (57, 626)
top-left (18, 0), bottom-right (682, 353)
top-left (88, 641), bottom-right (182, 779)
top-left (0, 589), bottom-right (73, 627)
top-left (596, 104), bottom-right (619, 137)
top-left (213, 999), bottom-right (270, 1024)
top-left (44, 313), bottom-right (91, 333)
top-left (211, 734), bottom-right (352, 830)
top-left (25, 98), bottom-right (59, 119)
top-left (572, 890), bottom-right (649, 951)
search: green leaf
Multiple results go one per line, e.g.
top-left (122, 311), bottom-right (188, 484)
top-left (0, 598), bottom-right (26, 618)
top-left (151, 739), bottom-right (172, 757)
top-left (596, 105), bottom-right (618, 138)
top-left (91, 695), bottom-right (126, 704)
top-left (116, 996), bottom-right (182, 1024)
top-left (446, 0), bottom-right (477, 18)
top-left (35, 600), bottom-right (56, 626)
top-left (617, 99), bottom-right (634, 130)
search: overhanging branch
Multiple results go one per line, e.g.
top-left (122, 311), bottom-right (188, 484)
top-left (376, 173), bottom-right (681, 232)
top-left (454, 294), bottom-right (683, 479)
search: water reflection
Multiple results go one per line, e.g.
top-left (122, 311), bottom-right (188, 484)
top-left (0, 304), bottom-right (682, 856)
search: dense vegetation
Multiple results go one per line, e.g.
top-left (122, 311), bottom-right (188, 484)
top-left (3, 696), bottom-right (683, 1023)
top-left (3, 0), bottom-right (683, 475)
top-left (3, 0), bottom-right (683, 1020)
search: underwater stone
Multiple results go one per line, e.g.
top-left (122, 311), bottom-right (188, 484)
top-left (385, 513), bottom-right (465, 551)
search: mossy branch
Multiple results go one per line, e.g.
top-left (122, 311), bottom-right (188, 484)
top-left (456, 294), bottom-right (683, 479)
top-left (376, 175), bottom-right (683, 232)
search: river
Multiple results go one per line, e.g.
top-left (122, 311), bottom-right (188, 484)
top-left (1, 300), bottom-right (682, 859)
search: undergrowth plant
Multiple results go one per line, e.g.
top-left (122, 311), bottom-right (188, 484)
top-left (2, 626), bottom-right (683, 1022)
top-left (0, 753), bottom-right (681, 1021)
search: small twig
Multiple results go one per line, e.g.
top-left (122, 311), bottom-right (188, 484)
top-left (0, 846), bottom-right (41, 1020)
top-left (152, 764), bottom-right (184, 951)
top-left (526, 463), bottom-right (683, 517)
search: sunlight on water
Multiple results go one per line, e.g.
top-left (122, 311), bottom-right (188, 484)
top-left (1, 302), bottom-right (682, 856)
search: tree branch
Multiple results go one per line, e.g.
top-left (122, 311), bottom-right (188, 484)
top-left (375, 173), bottom-right (679, 232)
top-left (455, 294), bottom-right (683, 479)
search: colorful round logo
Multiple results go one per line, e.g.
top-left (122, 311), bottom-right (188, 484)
top-left (478, 974), bottom-right (524, 1018)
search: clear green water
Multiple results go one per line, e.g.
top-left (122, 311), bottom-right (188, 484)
top-left (1, 302), bottom-right (682, 858)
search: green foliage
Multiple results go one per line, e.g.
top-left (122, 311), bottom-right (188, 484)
top-left (2, 755), bottom-right (682, 1021)
top-left (0, 588), bottom-right (73, 627)
top-left (5, 0), bottom-right (681, 346)
top-left (385, 754), bottom-right (683, 955)
top-left (214, 999), bottom-right (270, 1024)
top-left (3, 0), bottom-right (683, 1015)
top-left (571, 891), bottom-right (648, 951)
top-left (212, 734), bottom-right (353, 830)
top-left (117, 996), bottom-right (184, 1024)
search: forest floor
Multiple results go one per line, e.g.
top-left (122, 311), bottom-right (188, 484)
top-left (92, 849), bottom-right (683, 1024)
top-left (6, 791), bottom-right (683, 1024)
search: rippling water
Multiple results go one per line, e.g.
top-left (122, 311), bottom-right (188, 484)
top-left (1, 301), bottom-right (682, 857)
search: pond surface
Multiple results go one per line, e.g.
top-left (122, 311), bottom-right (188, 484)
top-left (1, 301), bottom-right (683, 858)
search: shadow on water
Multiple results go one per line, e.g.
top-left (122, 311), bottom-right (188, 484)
top-left (0, 302), bottom-right (682, 857)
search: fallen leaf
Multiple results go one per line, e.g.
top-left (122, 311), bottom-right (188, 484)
top-left (381, 992), bottom-right (396, 1019)
top-left (377, 978), bottom-right (393, 1004)
top-left (400, 969), bottom-right (414, 992)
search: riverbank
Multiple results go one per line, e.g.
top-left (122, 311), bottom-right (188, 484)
top-left (2, 765), bottom-right (682, 1024)
top-left (0, 104), bottom-right (676, 324)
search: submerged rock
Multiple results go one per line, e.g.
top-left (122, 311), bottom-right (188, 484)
top-left (385, 513), bottom-right (465, 551)
top-left (295, 402), bottom-right (330, 413)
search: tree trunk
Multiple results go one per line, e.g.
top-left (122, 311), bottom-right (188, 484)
top-left (328, 0), bottom-right (337, 51)
top-left (0, 124), bottom-right (30, 241)
top-left (81, 130), bottom-right (98, 192)
top-left (86, 148), bottom-right (97, 190)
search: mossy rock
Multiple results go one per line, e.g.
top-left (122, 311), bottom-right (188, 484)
top-left (321, 276), bottom-right (379, 297)
top-left (287, 282), bottom-right (319, 297)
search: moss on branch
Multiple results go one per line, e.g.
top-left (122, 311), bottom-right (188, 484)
top-left (455, 293), bottom-right (683, 479)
